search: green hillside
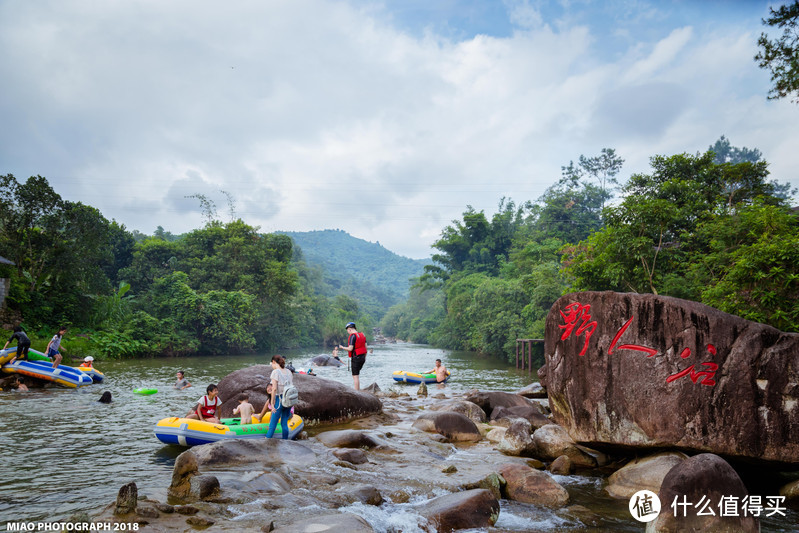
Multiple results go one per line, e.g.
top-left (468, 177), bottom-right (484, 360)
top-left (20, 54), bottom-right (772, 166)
top-left (280, 229), bottom-right (430, 319)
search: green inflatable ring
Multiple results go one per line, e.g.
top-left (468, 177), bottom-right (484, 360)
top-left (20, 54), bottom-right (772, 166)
top-left (134, 388), bottom-right (158, 395)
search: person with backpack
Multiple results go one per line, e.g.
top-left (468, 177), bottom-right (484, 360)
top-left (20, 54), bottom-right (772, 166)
top-left (265, 354), bottom-right (295, 439)
top-left (338, 322), bottom-right (368, 390)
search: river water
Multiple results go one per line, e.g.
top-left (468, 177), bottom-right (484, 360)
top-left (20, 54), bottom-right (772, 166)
top-left (0, 343), bottom-right (795, 531)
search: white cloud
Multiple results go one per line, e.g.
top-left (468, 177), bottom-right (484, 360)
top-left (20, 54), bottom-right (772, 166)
top-left (0, 0), bottom-right (796, 259)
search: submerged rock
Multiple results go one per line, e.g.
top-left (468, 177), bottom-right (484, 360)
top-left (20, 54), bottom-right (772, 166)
top-left (272, 512), bottom-right (374, 533)
top-left (311, 354), bottom-right (345, 367)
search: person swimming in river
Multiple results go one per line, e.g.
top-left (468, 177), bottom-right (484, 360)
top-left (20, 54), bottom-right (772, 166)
top-left (4, 326), bottom-right (31, 364)
top-left (185, 384), bottom-right (221, 423)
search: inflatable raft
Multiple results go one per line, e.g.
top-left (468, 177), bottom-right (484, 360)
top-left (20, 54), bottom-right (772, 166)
top-left (153, 414), bottom-right (304, 446)
top-left (392, 370), bottom-right (450, 384)
top-left (1, 360), bottom-right (93, 388)
top-left (78, 367), bottom-right (105, 383)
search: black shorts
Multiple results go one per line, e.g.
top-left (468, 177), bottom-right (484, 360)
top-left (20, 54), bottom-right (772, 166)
top-left (351, 354), bottom-right (366, 376)
top-left (16, 343), bottom-right (30, 357)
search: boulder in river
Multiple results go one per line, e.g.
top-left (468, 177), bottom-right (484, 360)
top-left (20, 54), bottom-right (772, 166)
top-left (464, 389), bottom-right (538, 418)
top-left (311, 354), bottom-right (345, 367)
top-left (419, 488), bottom-right (500, 532)
top-left (272, 512), bottom-right (374, 533)
top-left (605, 451), bottom-right (688, 500)
top-left (216, 365), bottom-right (382, 424)
top-left (429, 399), bottom-right (487, 424)
top-left (648, 453), bottom-right (759, 533)
top-left (539, 291), bottom-right (799, 465)
top-left (412, 411), bottom-right (481, 442)
top-left (498, 463), bottom-right (569, 507)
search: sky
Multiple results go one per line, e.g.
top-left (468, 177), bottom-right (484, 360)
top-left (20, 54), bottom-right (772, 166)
top-left (1, 0), bottom-right (796, 259)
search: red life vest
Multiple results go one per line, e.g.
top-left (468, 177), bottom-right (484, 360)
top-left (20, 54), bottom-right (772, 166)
top-left (199, 395), bottom-right (220, 418)
top-left (349, 332), bottom-right (368, 357)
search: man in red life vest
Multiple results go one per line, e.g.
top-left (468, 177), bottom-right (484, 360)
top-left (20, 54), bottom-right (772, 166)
top-left (338, 322), bottom-right (368, 390)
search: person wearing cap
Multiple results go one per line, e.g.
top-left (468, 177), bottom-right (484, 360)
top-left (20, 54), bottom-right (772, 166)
top-left (79, 356), bottom-right (94, 369)
top-left (338, 322), bottom-right (368, 390)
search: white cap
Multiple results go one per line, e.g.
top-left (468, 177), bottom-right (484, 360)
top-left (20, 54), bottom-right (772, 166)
top-left (84, 356), bottom-right (94, 362)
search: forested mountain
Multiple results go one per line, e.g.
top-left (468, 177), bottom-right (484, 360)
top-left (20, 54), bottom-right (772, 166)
top-left (280, 229), bottom-right (430, 316)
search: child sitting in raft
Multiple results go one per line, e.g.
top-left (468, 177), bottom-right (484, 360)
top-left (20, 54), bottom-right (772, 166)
top-left (233, 393), bottom-right (255, 424)
top-left (255, 382), bottom-right (294, 423)
top-left (185, 384), bottom-right (222, 424)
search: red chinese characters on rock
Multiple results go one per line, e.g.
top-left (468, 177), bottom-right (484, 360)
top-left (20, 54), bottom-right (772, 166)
top-left (666, 344), bottom-right (718, 386)
top-left (558, 303), bottom-right (720, 387)
top-left (558, 303), bottom-right (597, 356)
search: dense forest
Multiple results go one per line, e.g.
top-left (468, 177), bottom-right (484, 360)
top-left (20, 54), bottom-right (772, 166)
top-left (1, 137), bottom-right (797, 363)
top-left (0, 178), bottom-right (396, 358)
top-left (379, 137), bottom-right (799, 364)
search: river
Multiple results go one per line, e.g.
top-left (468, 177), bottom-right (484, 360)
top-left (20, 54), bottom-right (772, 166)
top-left (0, 343), bottom-right (795, 531)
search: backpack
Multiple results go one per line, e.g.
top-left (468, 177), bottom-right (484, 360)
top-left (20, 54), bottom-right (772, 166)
top-left (281, 384), bottom-right (299, 407)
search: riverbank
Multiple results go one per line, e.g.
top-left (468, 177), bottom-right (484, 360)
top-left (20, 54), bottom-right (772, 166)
top-left (85, 378), bottom-right (798, 532)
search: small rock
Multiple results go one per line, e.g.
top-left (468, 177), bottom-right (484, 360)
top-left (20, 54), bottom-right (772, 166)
top-left (175, 505), bottom-right (200, 516)
top-left (441, 464), bottom-right (457, 473)
top-left (390, 490), bottom-right (411, 503)
top-left (114, 482), bottom-right (137, 516)
top-left (155, 503), bottom-right (175, 513)
top-left (417, 382), bottom-right (428, 397)
top-left (550, 455), bottom-right (572, 475)
top-left (136, 506), bottom-right (159, 519)
top-left (190, 475), bottom-right (219, 500)
top-left (526, 459), bottom-right (546, 469)
top-left (332, 448), bottom-right (369, 465)
top-left (186, 516), bottom-right (215, 527)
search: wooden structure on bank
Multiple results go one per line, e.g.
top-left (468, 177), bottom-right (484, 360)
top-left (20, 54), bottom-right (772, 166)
top-left (516, 338), bottom-right (544, 373)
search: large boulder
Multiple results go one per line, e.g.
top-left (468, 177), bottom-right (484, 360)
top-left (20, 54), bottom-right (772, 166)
top-left (216, 365), bottom-right (382, 424)
top-left (490, 404), bottom-right (550, 429)
top-left (429, 399), bottom-right (487, 424)
top-left (605, 452), bottom-right (688, 499)
top-left (497, 463), bottom-right (569, 507)
top-left (418, 488), bottom-right (499, 532)
top-left (463, 389), bottom-right (538, 418)
top-left (533, 424), bottom-right (598, 467)
top-left (496, 418), bottom-right (536, 456)
top-left (647, 453), bottom-right (759, 532)
top-left (412, 412), bottom-right (481, 442)
top-left (540, 291), bottom-right (799, 465)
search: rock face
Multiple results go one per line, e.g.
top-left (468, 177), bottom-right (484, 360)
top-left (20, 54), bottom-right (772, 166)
top-left (216, 365), bottom-right (382, 424)
top-left (647, 453), bottom-right (759, 533)
top-left (419, 488), bottom-right (500, 532)
top-left (539, 291), bottom-right (799, 465)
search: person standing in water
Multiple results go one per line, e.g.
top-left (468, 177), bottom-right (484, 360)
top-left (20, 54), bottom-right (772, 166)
top-left (4, 326), bottom-right (31, 364)
top-left (338, 322), bottom-right (368, 390)
top-left (426, 359), bottom-right (449, 383)
top-left (265, 355), bottom-right (293, 439)
top-left (174, 370), bottom-right (192, 390)
top-left (45, 327), bottom-right (67, 369)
